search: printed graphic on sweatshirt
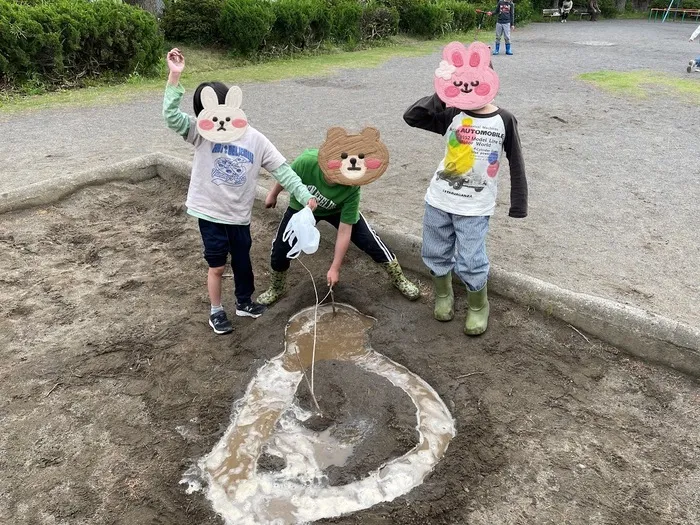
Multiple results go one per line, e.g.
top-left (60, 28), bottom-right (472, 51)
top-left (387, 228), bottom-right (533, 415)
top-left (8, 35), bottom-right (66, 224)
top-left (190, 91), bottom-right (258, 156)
top-left (210, 144), bottom-right (255, 187)
top-left (307, 185), bottom-right (338, 210)
top-left (436, 117), bottom-right (502, 194)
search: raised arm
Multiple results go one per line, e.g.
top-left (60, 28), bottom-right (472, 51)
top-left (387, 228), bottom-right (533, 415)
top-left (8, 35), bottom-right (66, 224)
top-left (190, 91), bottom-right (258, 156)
top-left (162, 48), bottom-right (190, 137)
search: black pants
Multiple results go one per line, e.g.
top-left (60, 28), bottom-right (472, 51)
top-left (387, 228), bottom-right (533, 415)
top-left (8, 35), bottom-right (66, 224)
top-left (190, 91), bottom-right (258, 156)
top-left (561, 11), bottom-right (569, 20)
top-left (270, 207), bottom-right (395, 272)
top-left (198, 219), bottom-right (254, 304)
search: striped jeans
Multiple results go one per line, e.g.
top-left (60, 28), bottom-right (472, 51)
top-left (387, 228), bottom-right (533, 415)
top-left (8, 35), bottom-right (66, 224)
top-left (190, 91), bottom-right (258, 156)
top-left (495, 22), bottom-right (511, 44)
top-left (422, 203), bottom-right (490, 291)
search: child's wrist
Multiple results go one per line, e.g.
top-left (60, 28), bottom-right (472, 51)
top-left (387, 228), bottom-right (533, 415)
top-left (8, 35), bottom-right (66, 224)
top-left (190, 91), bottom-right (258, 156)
top-left (167, 72), bottom-right (181, 86)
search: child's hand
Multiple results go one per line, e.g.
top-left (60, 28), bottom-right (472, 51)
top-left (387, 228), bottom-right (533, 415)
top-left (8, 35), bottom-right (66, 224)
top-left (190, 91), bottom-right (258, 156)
top-left (307, 198), bottom-right (318, 211)
top-left (167, 48), bottom-right (185, 74)
top-left (265, 192), bottom-right (277, 209)
top-left (327, 267), bottom-right (340, 287)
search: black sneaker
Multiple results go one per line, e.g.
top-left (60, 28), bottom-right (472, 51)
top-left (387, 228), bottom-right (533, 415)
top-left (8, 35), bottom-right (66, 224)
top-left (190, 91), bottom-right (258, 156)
top-left (209, 310), bottom-right (234, 334)
top-left (235, 301), bottom-right (266, 318)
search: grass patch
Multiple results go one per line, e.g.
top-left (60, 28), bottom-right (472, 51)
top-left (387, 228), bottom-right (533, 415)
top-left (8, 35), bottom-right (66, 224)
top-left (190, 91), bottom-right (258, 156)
top-left (579, 70), bottom-right (700, 103)
top-left (0, 32), bottom-right (488, 114)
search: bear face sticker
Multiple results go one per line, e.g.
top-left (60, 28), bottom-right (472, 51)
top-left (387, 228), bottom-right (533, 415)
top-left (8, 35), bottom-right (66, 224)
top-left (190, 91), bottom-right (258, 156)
top-left (434, 41), bottom-right (499, 111)
top-left (196, 85), bottom-right (249, 143)
top-left (318, 127), bottom-right (390, 186)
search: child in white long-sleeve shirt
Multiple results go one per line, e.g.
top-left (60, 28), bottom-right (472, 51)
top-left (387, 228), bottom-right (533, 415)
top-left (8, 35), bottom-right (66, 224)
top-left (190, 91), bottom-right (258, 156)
top-left (162, 48), bottom-right (317, 335)
top-left (404, 41), bottom-right (527, 336)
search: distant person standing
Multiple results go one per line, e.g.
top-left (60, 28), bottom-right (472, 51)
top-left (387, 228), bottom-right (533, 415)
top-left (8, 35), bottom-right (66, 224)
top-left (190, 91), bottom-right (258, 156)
top-left (588, 0), bottom-right (601, 21)
top-left (560, 0), bottom-right (573, 22)
top-left (490, 0), bottom-right (515, 55)
top-left (688, 23), bottom-right (700, 73)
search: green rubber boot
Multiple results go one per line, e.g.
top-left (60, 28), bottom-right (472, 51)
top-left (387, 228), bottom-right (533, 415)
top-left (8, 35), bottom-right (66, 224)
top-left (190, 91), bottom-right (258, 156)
top-left (464, 283), bottom-right (489, 336)
top-left (257, 270), bottom-right (287, 306)
top-left (382, 258), bottom-right (421, 301)
top-left (431, 272), bottom-right (454, 321)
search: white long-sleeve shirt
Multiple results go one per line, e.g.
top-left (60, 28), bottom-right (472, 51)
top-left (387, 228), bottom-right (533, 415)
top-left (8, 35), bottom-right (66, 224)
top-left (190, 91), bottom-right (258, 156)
top-left (691, 24), bottom-right (700, 42)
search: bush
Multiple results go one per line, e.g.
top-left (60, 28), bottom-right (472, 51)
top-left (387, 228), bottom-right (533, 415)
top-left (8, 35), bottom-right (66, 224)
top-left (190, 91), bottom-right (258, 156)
top-left (361, 4), bottom-right (399, 40)
top-left (0, 0), bottom-right (163, 87)
top-left (599, 0), bottom-right (618, 16)
top-left (218, 0), bottom-right (276, 55)
top-left (329, 1), bottom-right (363, 44)
top-left (376, 0), bottom-right (423, 28)
top-left (440, 1), bottom-right (477, 31)
top-left (400, 1), bottom-right (453, 37)
top-left (514, 0), bottom-right (534, 22)
top-left (268, 0), bottom-right (330, 49)
top-left (161, 0), bottom-right (226, 45)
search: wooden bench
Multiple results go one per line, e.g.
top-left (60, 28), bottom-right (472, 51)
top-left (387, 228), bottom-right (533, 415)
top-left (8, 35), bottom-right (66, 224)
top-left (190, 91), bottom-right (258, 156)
top-left (572, 6), bottom-right (591, 19)
top-left (542, 8), bottom-right (561, 20)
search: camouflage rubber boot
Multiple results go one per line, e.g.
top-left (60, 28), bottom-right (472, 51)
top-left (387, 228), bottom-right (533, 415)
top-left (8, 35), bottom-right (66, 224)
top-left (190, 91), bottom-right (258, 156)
top-left (431, 272), bottom-right (454, 322)
top-left (382, 259), bottom-right (421, 301)
top-left (257, 270), bottom-right (287, 306)
top-left (464, 283), bottom-right (489, 336)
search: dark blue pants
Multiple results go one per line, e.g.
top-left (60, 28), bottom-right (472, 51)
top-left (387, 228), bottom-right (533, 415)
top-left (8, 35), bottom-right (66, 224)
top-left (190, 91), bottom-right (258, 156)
top-left (198, 219), bottom-right (254, 304)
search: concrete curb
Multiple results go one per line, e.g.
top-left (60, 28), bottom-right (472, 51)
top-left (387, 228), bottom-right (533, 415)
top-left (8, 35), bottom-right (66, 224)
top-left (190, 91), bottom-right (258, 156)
top-left (3, 153), bottom-right (699, 377)
top-left (377, 228), bottom-right (700, 377)
top-left (0, 154), bottom-right (160, 215)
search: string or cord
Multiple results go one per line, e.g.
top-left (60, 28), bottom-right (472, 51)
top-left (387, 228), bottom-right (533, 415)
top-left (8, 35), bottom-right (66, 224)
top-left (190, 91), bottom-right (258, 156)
top-left (295, 257), bottom-right (330, 415)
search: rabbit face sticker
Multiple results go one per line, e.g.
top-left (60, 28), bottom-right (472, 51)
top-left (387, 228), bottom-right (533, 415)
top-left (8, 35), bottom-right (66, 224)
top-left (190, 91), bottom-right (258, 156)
top-left (318, 127), bottom-right (390, 186)
top-left (434, 41), bottom-right (499, 110)
top-left (196, 85), bottom-right (248, 143)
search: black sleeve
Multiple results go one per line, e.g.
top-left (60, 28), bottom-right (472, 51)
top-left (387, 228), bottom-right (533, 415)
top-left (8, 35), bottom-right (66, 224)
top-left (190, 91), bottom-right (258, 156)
top-left (403, 93), bottom-right (458, 136)
top-left (501, 111), bottom-right (528, 218)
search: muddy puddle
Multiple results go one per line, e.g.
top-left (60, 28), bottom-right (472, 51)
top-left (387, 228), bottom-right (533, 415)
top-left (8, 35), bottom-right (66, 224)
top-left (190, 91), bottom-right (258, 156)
top-left (194, 304), bottom-right (456, 524)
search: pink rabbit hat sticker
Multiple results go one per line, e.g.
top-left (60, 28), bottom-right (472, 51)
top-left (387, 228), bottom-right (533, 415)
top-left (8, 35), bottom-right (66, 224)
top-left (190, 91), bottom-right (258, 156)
top-left (434, 41), bottom-right (499, 110)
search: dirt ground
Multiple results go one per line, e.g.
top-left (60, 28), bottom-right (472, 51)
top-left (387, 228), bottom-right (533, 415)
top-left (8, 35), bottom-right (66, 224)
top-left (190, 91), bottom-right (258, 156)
top-left (2, 20), bottom-right (699, 328)
top-left (1, 177), bottom-right (699, 525)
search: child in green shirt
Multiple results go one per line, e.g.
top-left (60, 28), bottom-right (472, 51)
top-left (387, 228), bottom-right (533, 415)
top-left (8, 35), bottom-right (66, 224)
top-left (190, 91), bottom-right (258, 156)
top-left (257, 128), bottom-right (420, 304)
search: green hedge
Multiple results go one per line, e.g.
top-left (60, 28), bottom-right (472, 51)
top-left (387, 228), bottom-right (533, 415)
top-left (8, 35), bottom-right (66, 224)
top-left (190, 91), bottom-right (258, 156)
top-left (160, 0), bottom-right (532, 54)
top-left (650, 0), bottom-right (700, 7)
top-left (361, 4), bottom-right (400, 40)
top-left (269, 0), bottom-right (331, 49)
top-left (161, 0), bottom-right (226, 45)
top-left (0, 0), bottom-right (162, 87)
top-left (401, 2), bottom-right (453, 36)
top-left (442, 1), bottom-right (478, 32)
top-left (330, 1), bottom-right (363, 43)
top-left (218, 0), bottom-right (276, 54)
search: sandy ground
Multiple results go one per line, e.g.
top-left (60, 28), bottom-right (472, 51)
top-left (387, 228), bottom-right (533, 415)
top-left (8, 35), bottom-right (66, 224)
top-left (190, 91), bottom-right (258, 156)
top-left (1, 20), bottom-right (699, 329)
top-left (1, 177), bottom-right (699, 524)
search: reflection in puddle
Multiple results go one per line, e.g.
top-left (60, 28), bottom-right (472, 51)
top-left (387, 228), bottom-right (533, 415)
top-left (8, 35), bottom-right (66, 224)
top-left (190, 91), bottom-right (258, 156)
top-left (196, 304), bottom-right (456, 524)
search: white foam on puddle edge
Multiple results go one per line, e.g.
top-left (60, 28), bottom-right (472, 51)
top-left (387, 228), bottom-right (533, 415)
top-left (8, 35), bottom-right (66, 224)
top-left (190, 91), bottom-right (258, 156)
top-left (187, 304), bottom-right (456, 524)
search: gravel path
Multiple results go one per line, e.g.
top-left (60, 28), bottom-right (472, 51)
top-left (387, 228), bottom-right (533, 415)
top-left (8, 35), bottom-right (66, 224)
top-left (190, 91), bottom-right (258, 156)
top-left (1, 20), bottom-right (698, 327)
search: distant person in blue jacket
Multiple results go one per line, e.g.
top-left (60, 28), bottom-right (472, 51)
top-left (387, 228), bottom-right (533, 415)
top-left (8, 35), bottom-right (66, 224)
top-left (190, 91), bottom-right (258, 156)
top-left (489, 0), bottom-right (515, 55)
